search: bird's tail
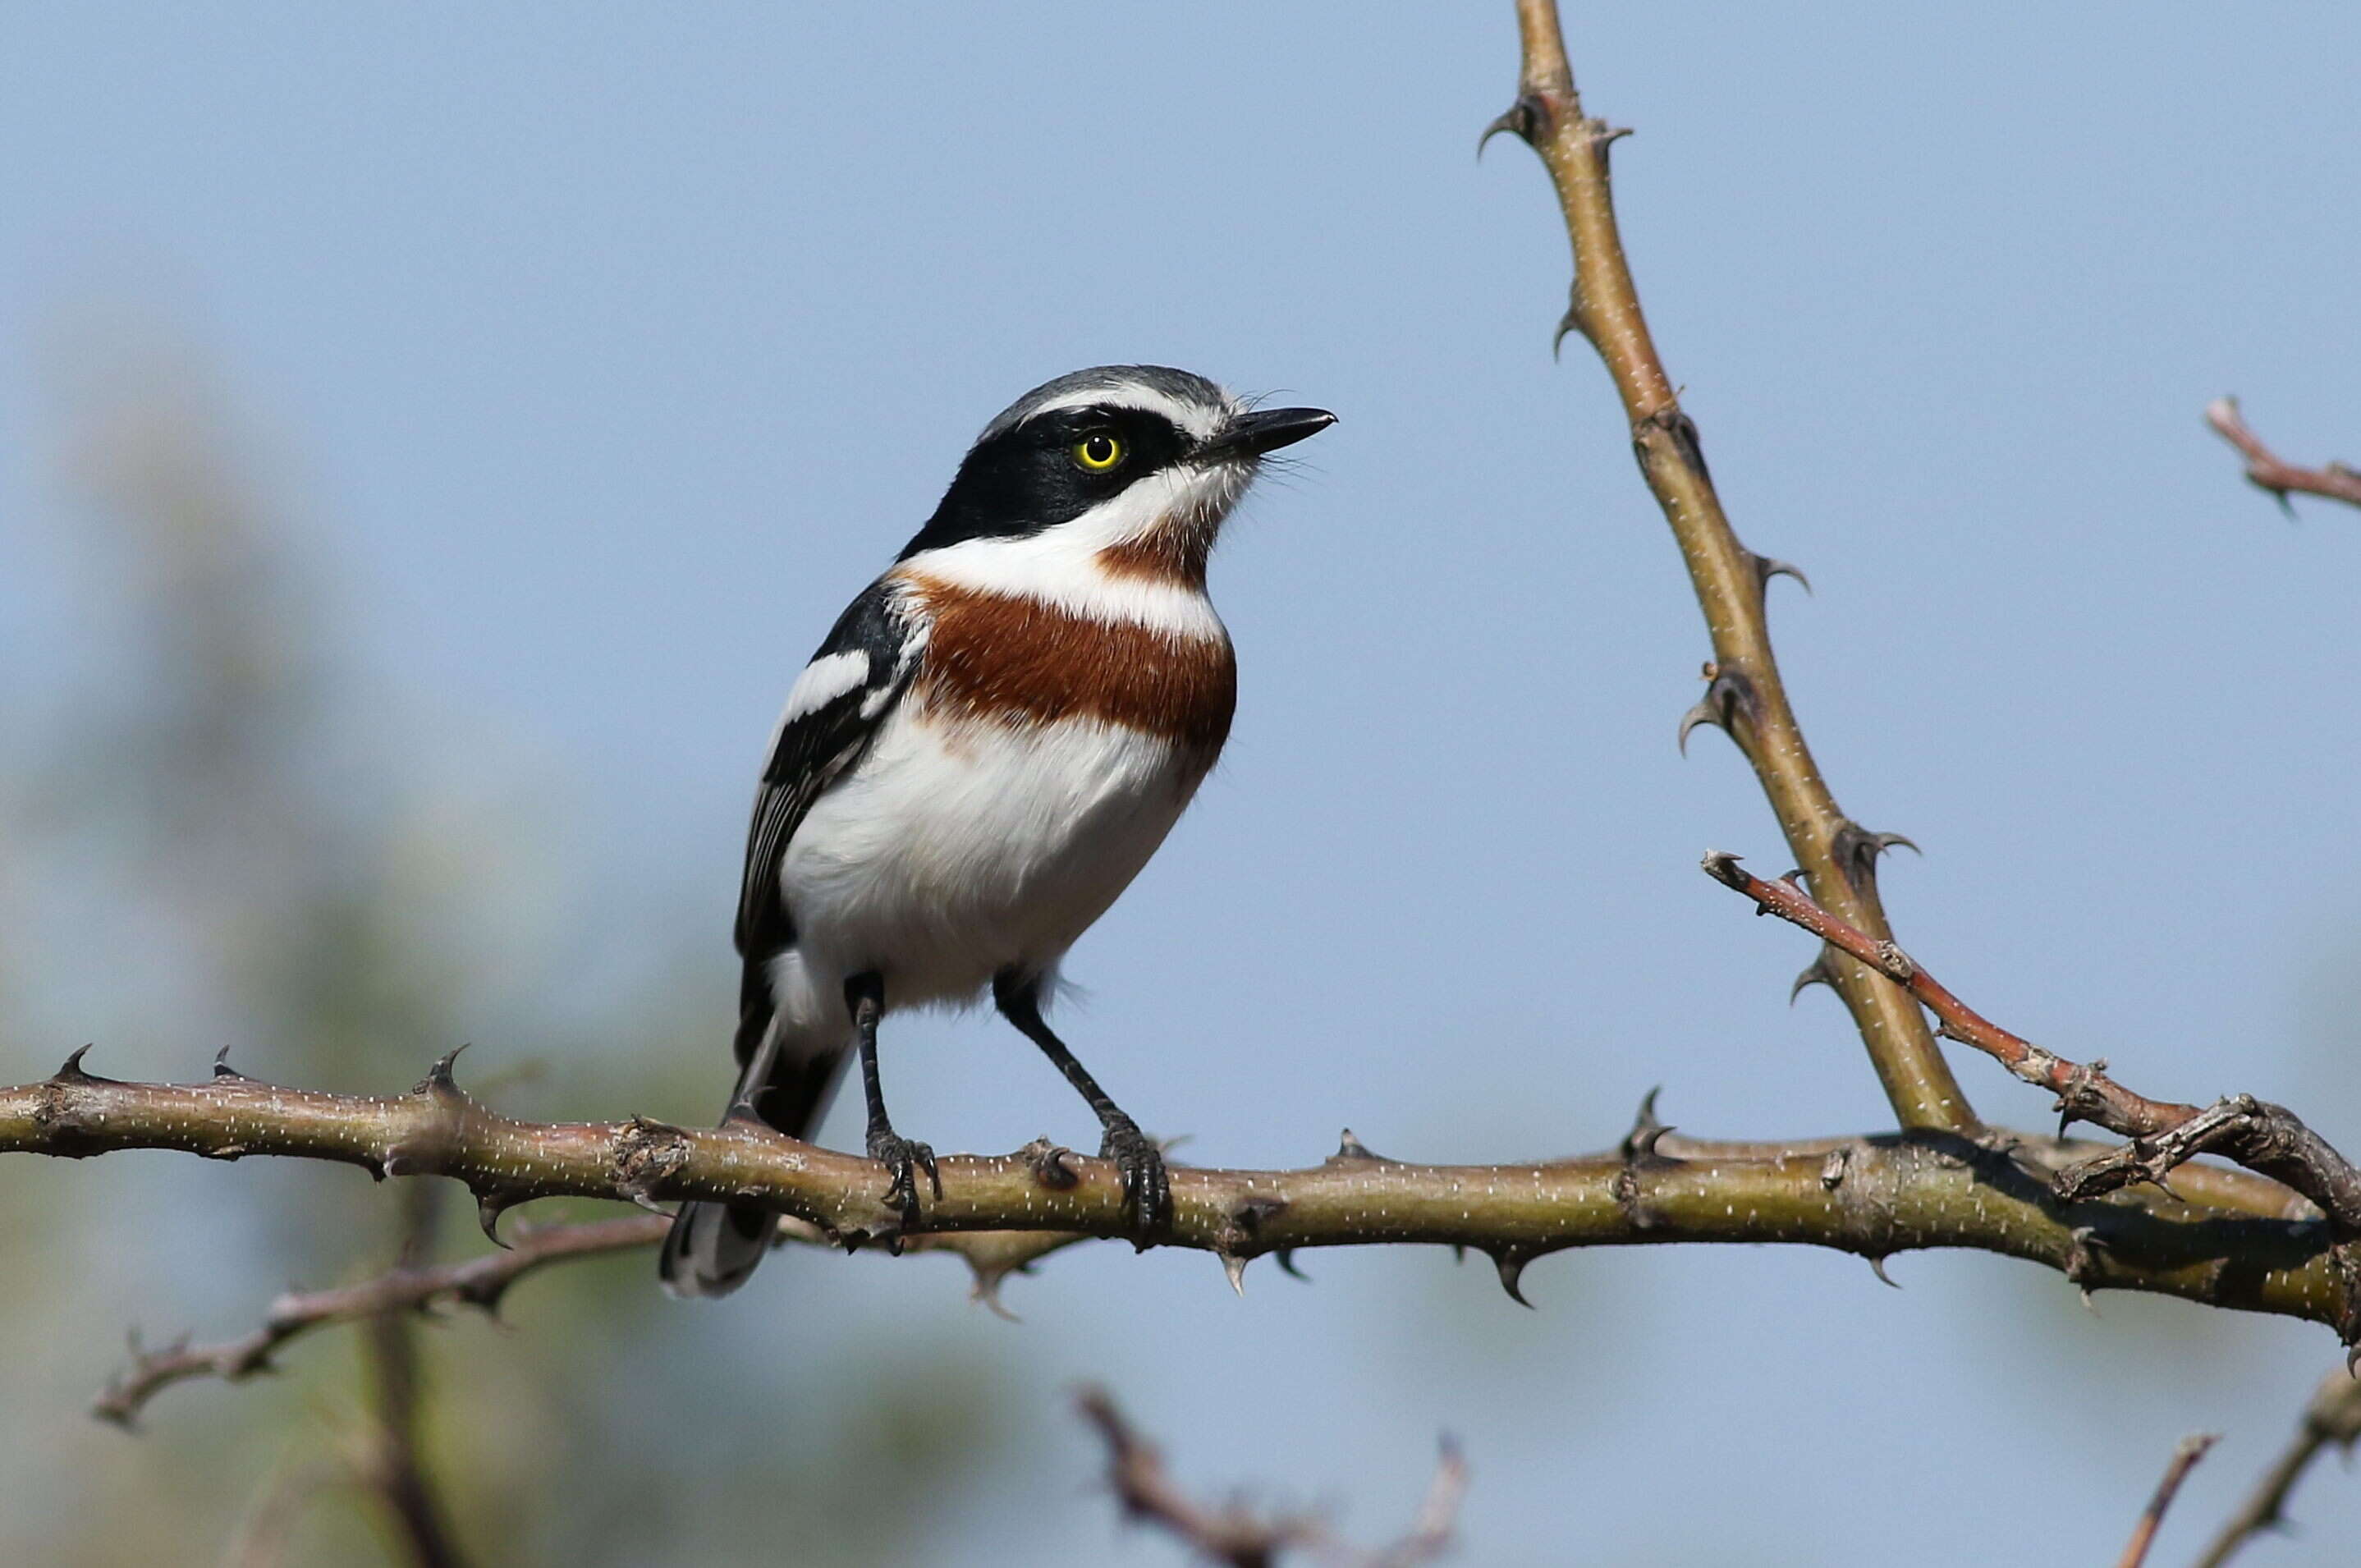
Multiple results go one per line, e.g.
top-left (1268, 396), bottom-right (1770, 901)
top-left (659, 995), bottom-right (848, 1299)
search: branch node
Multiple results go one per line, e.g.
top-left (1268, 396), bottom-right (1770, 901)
top-left (1021, 1136), bottom-right (1080, 1190)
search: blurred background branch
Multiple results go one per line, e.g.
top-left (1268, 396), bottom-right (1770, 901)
top-left (2196, 1369), bottom-right (2361, 1568)
top-left (2206, 399), bottom-right (2361, 515)
top-left (1078, 1386), bottom-right (1463, 1568)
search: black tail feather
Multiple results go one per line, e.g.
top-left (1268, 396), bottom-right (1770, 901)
top-left (658, 976), bottom-right (849, 1299)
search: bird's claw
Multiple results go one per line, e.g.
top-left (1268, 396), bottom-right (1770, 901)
top-left (1099, 1119), bottom-right (1171, 1246)
top-left (867, 1129), bottom-right (939, 1240)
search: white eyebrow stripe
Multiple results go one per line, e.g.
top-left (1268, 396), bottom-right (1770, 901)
top-left (1019, 384), bottom-right (1235, 442)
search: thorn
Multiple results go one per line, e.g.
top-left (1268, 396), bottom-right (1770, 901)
top-left (1492, 1249), bottom-right (1535, 1308)
top-left (619, 1186), bottom-right (672, 1217)
top-left (475, 1190), bottom-right (516, 1249)
top-left (1620, 1088), bottom-right (1672, 1162)
top-left (1330, 1129), bottom-right (1396, 1164)
top-left (210, 1045), bottom-right (249, 1081)
top-left (1790, 952), bottom-right (1837, 1006)
top-left (1677, 668), bottom-right (1756, 757)
top-left (1866, 1255), bottom-right (1901, 1289)
top-left (1676, 694), bottom-right (1726, 755)
top-left (53, 1044), bottom-right (98, 1082)
top-left (1552, 300), bottom-right (1581, 360)
top-left (1451, 1244), bottom-right (1467, 1265)
top-left (1476, 95), bottom-right (1542, 158)
top-left (968, 1263), bottom-right (1024, 1323)
top-left (1754, 554), bottom-right (1813, 595)
top-left (1830, 822), bottom-right (1920, 896)
top-left (1276, 1249), bottom-right (1309, 1282)
top-left (1222, 1253), bottom-right (1249, 1295)
top-left (416, 1044), bottom-right (469, 1097)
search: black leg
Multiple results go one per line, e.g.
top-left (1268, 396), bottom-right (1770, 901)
top-left (847, 970), bottom-right (937, 1238)
top-left (993, 970), bottom-right (1171, 1243)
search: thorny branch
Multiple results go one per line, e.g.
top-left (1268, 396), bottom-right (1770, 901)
top-left (94, 1204), bottom-right (1080, 1424)
top-left (1483, 0), bottom-right (1972, 1133)
top-left (1700, 851), bottom-right (2361, 1272)
top-left (2114, 1433), bottom-right (2216, 1568)
top-left (2194, 1368), bottom-right (2361, 1568)
top-left (2206, 397), bottom-right (2361, 514)
top-left (8, 1047), bottom-right (2354, 1369)
top-left (1078, 1386), bottom-right (1463, 1568)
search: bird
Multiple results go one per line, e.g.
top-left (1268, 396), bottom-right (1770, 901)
top-left (660, 364), bottom-right (1335, 1297)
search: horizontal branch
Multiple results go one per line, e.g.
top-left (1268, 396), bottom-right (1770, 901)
top-left (3, 1049), bottom-right (2350, 1342)
top-left (2206, 397), bottom-right (2361, 513)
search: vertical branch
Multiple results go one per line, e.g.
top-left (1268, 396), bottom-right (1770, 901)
top-left (1488, 0), bottom-right (1974, 1132)
top-left (2113, 1433), bottom-right (2214, 1568)
top-left (359, 1182), bottom-right (473, 1568)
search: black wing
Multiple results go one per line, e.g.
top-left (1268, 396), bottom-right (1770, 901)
top-left (734, 578), bottom-right (925, 974)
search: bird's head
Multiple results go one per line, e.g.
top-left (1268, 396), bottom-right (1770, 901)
top-left (899, 365), bottom-right (1334, 585)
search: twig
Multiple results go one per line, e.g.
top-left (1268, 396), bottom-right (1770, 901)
top-left (1700, 851), bottom-right (2361, 1258)
top-left (2193, 1368), bottom-right (2361, 1568)
top-left (10, 1051), bottom-right (2350, 1349)
top-left (1484, 0), bottom-right (1972, 1133)
top-left (94, 1206), bottom-right (1080, 1424)
top-left (2205, 398), bottom-right (2361, 513)
top-left (2115, 1433), bottom-right (2216, 1568)
top-left (94, 1213), bottom-right (669, 1425)
top-left (1078, 1387), bottom-right (1463, 1567)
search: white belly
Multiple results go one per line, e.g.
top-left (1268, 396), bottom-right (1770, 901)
top-left (768, 703), bottom-right (1203, 1026)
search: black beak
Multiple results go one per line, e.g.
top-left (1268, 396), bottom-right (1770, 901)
top-left (1197, 406), bottom-right (1336, 462)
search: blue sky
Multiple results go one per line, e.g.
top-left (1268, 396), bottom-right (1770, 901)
top-left (5, 5), bottom-right (2361, 1563)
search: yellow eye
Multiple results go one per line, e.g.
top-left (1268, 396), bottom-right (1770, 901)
top-left (1074, 432), bottom-right (1125, 471)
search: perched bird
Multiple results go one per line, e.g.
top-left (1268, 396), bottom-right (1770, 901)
top-left (661, 364), bottom-right (1334, 1297)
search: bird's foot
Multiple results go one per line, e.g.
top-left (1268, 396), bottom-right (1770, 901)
top-left (1099, 1118), bottom-right (1171, 1247)
top-left (866, 1127), bottom-right (940, 1243)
